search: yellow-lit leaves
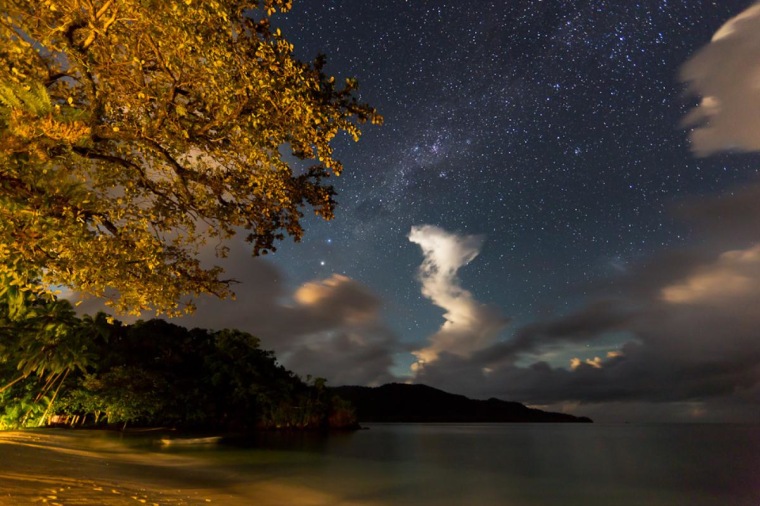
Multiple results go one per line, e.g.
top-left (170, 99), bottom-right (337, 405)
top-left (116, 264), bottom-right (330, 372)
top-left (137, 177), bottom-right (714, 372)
top-left (0, 0), bottom-right (381, 315)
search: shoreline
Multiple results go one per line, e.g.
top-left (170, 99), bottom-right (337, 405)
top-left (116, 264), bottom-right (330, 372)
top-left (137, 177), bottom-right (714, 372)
top-left (0, 429), bottom-right (361, 505)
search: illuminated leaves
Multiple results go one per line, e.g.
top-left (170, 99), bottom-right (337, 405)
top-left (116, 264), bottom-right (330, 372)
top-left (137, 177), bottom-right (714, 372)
top-left (0, 0), bottom-right (381, 315)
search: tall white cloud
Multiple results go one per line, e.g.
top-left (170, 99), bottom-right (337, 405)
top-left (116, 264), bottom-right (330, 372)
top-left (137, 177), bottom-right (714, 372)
top-left (408, 225), bottom-right (509, 371)
top-left (680, 3), bottom-right (760, 156)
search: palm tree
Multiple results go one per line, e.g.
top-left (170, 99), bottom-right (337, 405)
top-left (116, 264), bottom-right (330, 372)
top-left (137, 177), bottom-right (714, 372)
top-left (0, 275), bottom-right (93, 426)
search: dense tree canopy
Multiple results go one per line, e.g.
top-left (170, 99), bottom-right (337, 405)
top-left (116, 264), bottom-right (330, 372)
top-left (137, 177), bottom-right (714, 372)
top-left (0, 288), bottom-right (356, 430)
top-left (0, 0), bottom-right (381, 315)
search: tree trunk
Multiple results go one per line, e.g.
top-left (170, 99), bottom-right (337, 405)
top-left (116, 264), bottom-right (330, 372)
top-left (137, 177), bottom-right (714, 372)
top-left (0, 373), bottom-right (28, 394)
top-left (38, 369), bottom-right (69, 427)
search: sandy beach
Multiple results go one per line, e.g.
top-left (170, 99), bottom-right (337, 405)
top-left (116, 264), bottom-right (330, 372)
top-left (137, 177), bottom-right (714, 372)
top-left (0, 429), bottom-right (357, 506)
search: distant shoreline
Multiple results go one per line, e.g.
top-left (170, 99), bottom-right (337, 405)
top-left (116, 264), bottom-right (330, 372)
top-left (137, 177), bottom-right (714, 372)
top-left (332, 383), bottom-right (593, 423)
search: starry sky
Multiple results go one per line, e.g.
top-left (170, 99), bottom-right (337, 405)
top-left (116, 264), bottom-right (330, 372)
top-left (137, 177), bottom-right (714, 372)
top-left (108, 1), bottom-right (760, 422)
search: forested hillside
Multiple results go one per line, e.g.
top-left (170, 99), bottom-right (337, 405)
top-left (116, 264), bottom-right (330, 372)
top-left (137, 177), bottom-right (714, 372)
top-left (0, 287), bottom-right (355, 431)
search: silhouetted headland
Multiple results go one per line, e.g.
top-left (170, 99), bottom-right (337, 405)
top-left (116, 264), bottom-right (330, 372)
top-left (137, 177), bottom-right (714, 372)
top-left (332, 383), bottom-right (592, 423)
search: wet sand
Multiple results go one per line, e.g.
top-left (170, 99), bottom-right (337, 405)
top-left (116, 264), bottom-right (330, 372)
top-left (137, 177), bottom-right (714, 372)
top-left (0, 429), bottom-right (358, 506)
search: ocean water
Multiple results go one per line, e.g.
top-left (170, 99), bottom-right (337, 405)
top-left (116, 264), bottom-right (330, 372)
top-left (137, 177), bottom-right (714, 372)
top-left (165, 423), bottom-right (760, 505)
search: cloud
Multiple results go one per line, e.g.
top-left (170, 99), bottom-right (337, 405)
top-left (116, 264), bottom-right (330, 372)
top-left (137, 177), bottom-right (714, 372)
top-left (294, 274), bottom-right (383, 326)
top-left (680, 3), bottom-right (760, 156)
top-left (269, 273), bottom-right (398, 385)
top-left (475, 299), bottom-right (635, 365)
top-left (402, 221), bottom-right (755, 421)
top-left (661, 243), bottom-right (760, 304)
top-left (283, 327), bottom-right (398, 386)
top-left (407, 225), bottom-right (509, 370)
top-left (181, 259), bottom-right (400, 386)
top-left (407, 184), bottom-right (760, 422)
top-left (412, 246), bottom-right (760, 421)
top-left (569, 356), bottom-right (603, 370)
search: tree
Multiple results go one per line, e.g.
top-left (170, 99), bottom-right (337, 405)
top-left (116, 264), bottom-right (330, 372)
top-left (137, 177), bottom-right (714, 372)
top-left (0, 278), bottom-right (95, 427)
top-left (50, 318), bottom-right (356, 431)
top-left (0, 0), bottom-right (381, 315)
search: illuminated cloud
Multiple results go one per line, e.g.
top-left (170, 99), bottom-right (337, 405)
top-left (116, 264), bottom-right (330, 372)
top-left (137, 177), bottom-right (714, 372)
top-left (281, 274), bottom-right (398, 384)
top-left (408, 225), bottom-right (509, 370)
top-left (680, 3), bottom-right (760, 156)
top-left (569, 356), bottom-right (602, 370)
top-left (661, 243), bottom-right (760, 304)
top-left (568, 352), bottom-right (621, 371)
top-left (294, 274), bottom-right (381, 325)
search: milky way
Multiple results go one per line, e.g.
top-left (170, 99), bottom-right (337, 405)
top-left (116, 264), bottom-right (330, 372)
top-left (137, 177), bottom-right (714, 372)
top-left (270, 1), bottom-right (757, 332)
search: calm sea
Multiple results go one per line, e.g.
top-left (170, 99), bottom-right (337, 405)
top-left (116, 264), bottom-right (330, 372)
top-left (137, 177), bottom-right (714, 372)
top-left (166, 423), bottom-right (760, 505)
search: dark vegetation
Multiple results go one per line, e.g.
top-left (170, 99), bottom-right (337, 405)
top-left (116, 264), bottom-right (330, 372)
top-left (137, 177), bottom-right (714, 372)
top-left (333, 383), bottom-right (593, 423)
top-left (0, 285), bottom-right (588, 431)
top-left (0, 287), bottom-right (356, 431)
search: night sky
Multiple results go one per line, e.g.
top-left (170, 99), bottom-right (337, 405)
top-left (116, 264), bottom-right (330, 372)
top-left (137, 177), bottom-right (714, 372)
top-left (96, 1), bottom-right (760, 422)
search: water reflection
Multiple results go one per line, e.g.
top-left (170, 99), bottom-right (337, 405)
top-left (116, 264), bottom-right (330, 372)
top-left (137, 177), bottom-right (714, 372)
top-left (158, 423), bottom-right (760, 506)
top-left (4, 424), bottom-right (754, 505)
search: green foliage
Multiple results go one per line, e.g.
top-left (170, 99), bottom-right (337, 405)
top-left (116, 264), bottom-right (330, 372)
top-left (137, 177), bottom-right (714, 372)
top-left (0, 0), bottom-right (381, 316)
top-left (0, 281), bottom-right (356, 430)
top-left (77, 367), bottom-right (165, 425)
top-left (46, 316), bottom-right (355, 430)
top-left (0, 380), bottom-right (51, 430)
top-left (328, 395), bottom-right (358, 429)
top-left (0, 280), bottom-right (96, 428)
